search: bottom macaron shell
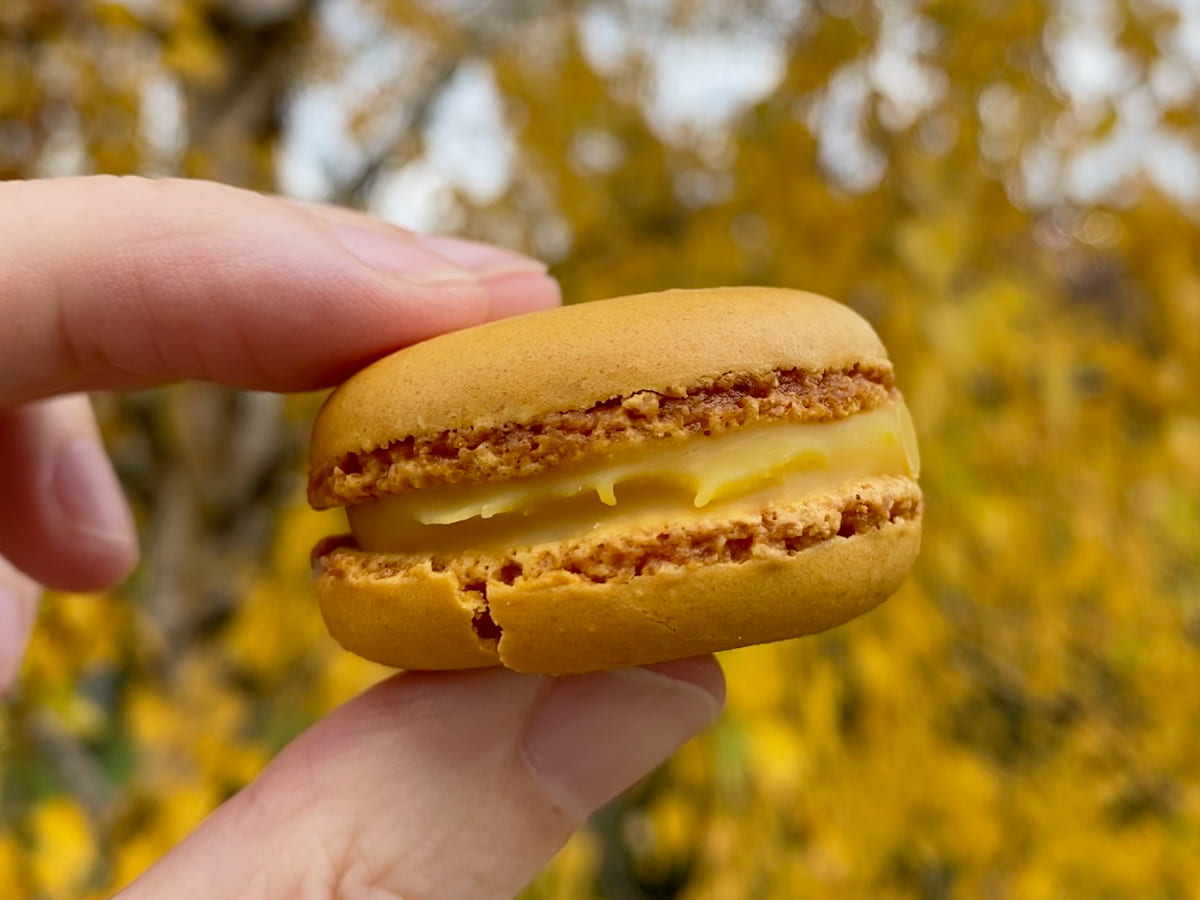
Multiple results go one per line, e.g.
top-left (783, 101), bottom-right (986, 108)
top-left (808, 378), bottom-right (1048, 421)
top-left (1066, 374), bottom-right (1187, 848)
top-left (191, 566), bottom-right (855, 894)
top-left (314, 554), bottom-right (501, 670)
top-left (491, 520), bottom-right (919, 674)
top-left (313, 518), bottom-right (921, 676)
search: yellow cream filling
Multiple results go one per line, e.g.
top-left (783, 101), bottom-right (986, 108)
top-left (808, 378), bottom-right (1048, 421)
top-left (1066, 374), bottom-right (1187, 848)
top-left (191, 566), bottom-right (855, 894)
top-left (349, 401), bottom-right (918, 554)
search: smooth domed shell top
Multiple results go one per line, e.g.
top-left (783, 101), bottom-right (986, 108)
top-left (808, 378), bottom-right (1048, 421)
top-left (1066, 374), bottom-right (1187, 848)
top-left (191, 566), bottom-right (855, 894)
top-left (310, 286), bottom-right (891, 466)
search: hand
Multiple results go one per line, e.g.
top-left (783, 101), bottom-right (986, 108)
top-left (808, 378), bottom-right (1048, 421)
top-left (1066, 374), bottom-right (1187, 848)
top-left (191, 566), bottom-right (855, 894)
top-left (0, 177), bottom-right (724, 899)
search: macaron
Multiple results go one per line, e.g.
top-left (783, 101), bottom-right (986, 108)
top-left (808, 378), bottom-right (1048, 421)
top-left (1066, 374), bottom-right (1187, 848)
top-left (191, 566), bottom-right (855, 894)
top-left (308, 286), bottom-right (922, 675)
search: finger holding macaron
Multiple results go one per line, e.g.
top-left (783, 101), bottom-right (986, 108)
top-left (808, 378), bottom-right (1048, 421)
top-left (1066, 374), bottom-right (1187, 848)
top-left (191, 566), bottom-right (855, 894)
top-left (0, 175), bottom-right (560, 694)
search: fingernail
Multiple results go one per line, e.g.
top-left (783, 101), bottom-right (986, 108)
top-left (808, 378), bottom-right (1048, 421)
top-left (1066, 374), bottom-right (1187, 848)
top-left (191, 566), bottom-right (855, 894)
top-left (418, 235), bottom-right (548, 280)
top-left (52, 438), bottom-right (136, 548)
top-left (334, 225), bottom-right (480, 284)
top-left (521, 658), bottom-right (724, 819)
top-left (480, 272), bottom-right (563, 319)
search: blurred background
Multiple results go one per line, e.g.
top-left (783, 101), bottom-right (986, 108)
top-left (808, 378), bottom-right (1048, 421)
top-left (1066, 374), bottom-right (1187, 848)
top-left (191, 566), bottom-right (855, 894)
top-left (2, 0), bottom-right (1200, 896)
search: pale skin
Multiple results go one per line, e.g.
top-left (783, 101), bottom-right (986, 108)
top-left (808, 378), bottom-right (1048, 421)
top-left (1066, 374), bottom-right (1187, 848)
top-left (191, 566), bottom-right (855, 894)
top-left (0, 176), bottom-right (725, 900)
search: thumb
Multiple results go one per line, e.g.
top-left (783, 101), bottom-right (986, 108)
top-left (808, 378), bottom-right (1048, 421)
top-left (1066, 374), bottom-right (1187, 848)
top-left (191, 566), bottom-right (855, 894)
top-left (116, 659), bottom-right (724, 900)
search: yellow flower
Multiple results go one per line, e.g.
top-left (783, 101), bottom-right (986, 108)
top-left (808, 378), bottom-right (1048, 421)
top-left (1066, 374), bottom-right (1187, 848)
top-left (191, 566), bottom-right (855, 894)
top-left (30, 797), bottom-right (96, 899)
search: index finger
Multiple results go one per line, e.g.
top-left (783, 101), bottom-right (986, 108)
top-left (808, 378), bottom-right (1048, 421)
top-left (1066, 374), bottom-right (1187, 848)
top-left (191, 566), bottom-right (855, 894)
top-left (0, 176), bottom-right (560, 407)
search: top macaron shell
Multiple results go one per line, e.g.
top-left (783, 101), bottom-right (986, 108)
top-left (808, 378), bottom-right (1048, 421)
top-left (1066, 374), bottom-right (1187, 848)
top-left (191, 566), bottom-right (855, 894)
top-left (309, 286), bottom-right (892, 474)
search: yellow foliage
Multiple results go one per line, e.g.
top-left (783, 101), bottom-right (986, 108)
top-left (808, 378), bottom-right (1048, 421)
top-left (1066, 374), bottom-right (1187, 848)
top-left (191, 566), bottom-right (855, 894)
top-left (29, 797), bottom-right (96, 899)
top-left (0, 831), bottom-right (28, 897)
top-left (111, 830), bottom-right (166, 895)
top-left (524, 829), bottom-right (602, 900)
top-left (223, 505), bottom-right (341, 686)
top-left (160, 20), bottom-right (227, 89)
top-left (22, 592), bottom-right (129, 692)
top-left (126, 683), bottom-right (183, 754)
